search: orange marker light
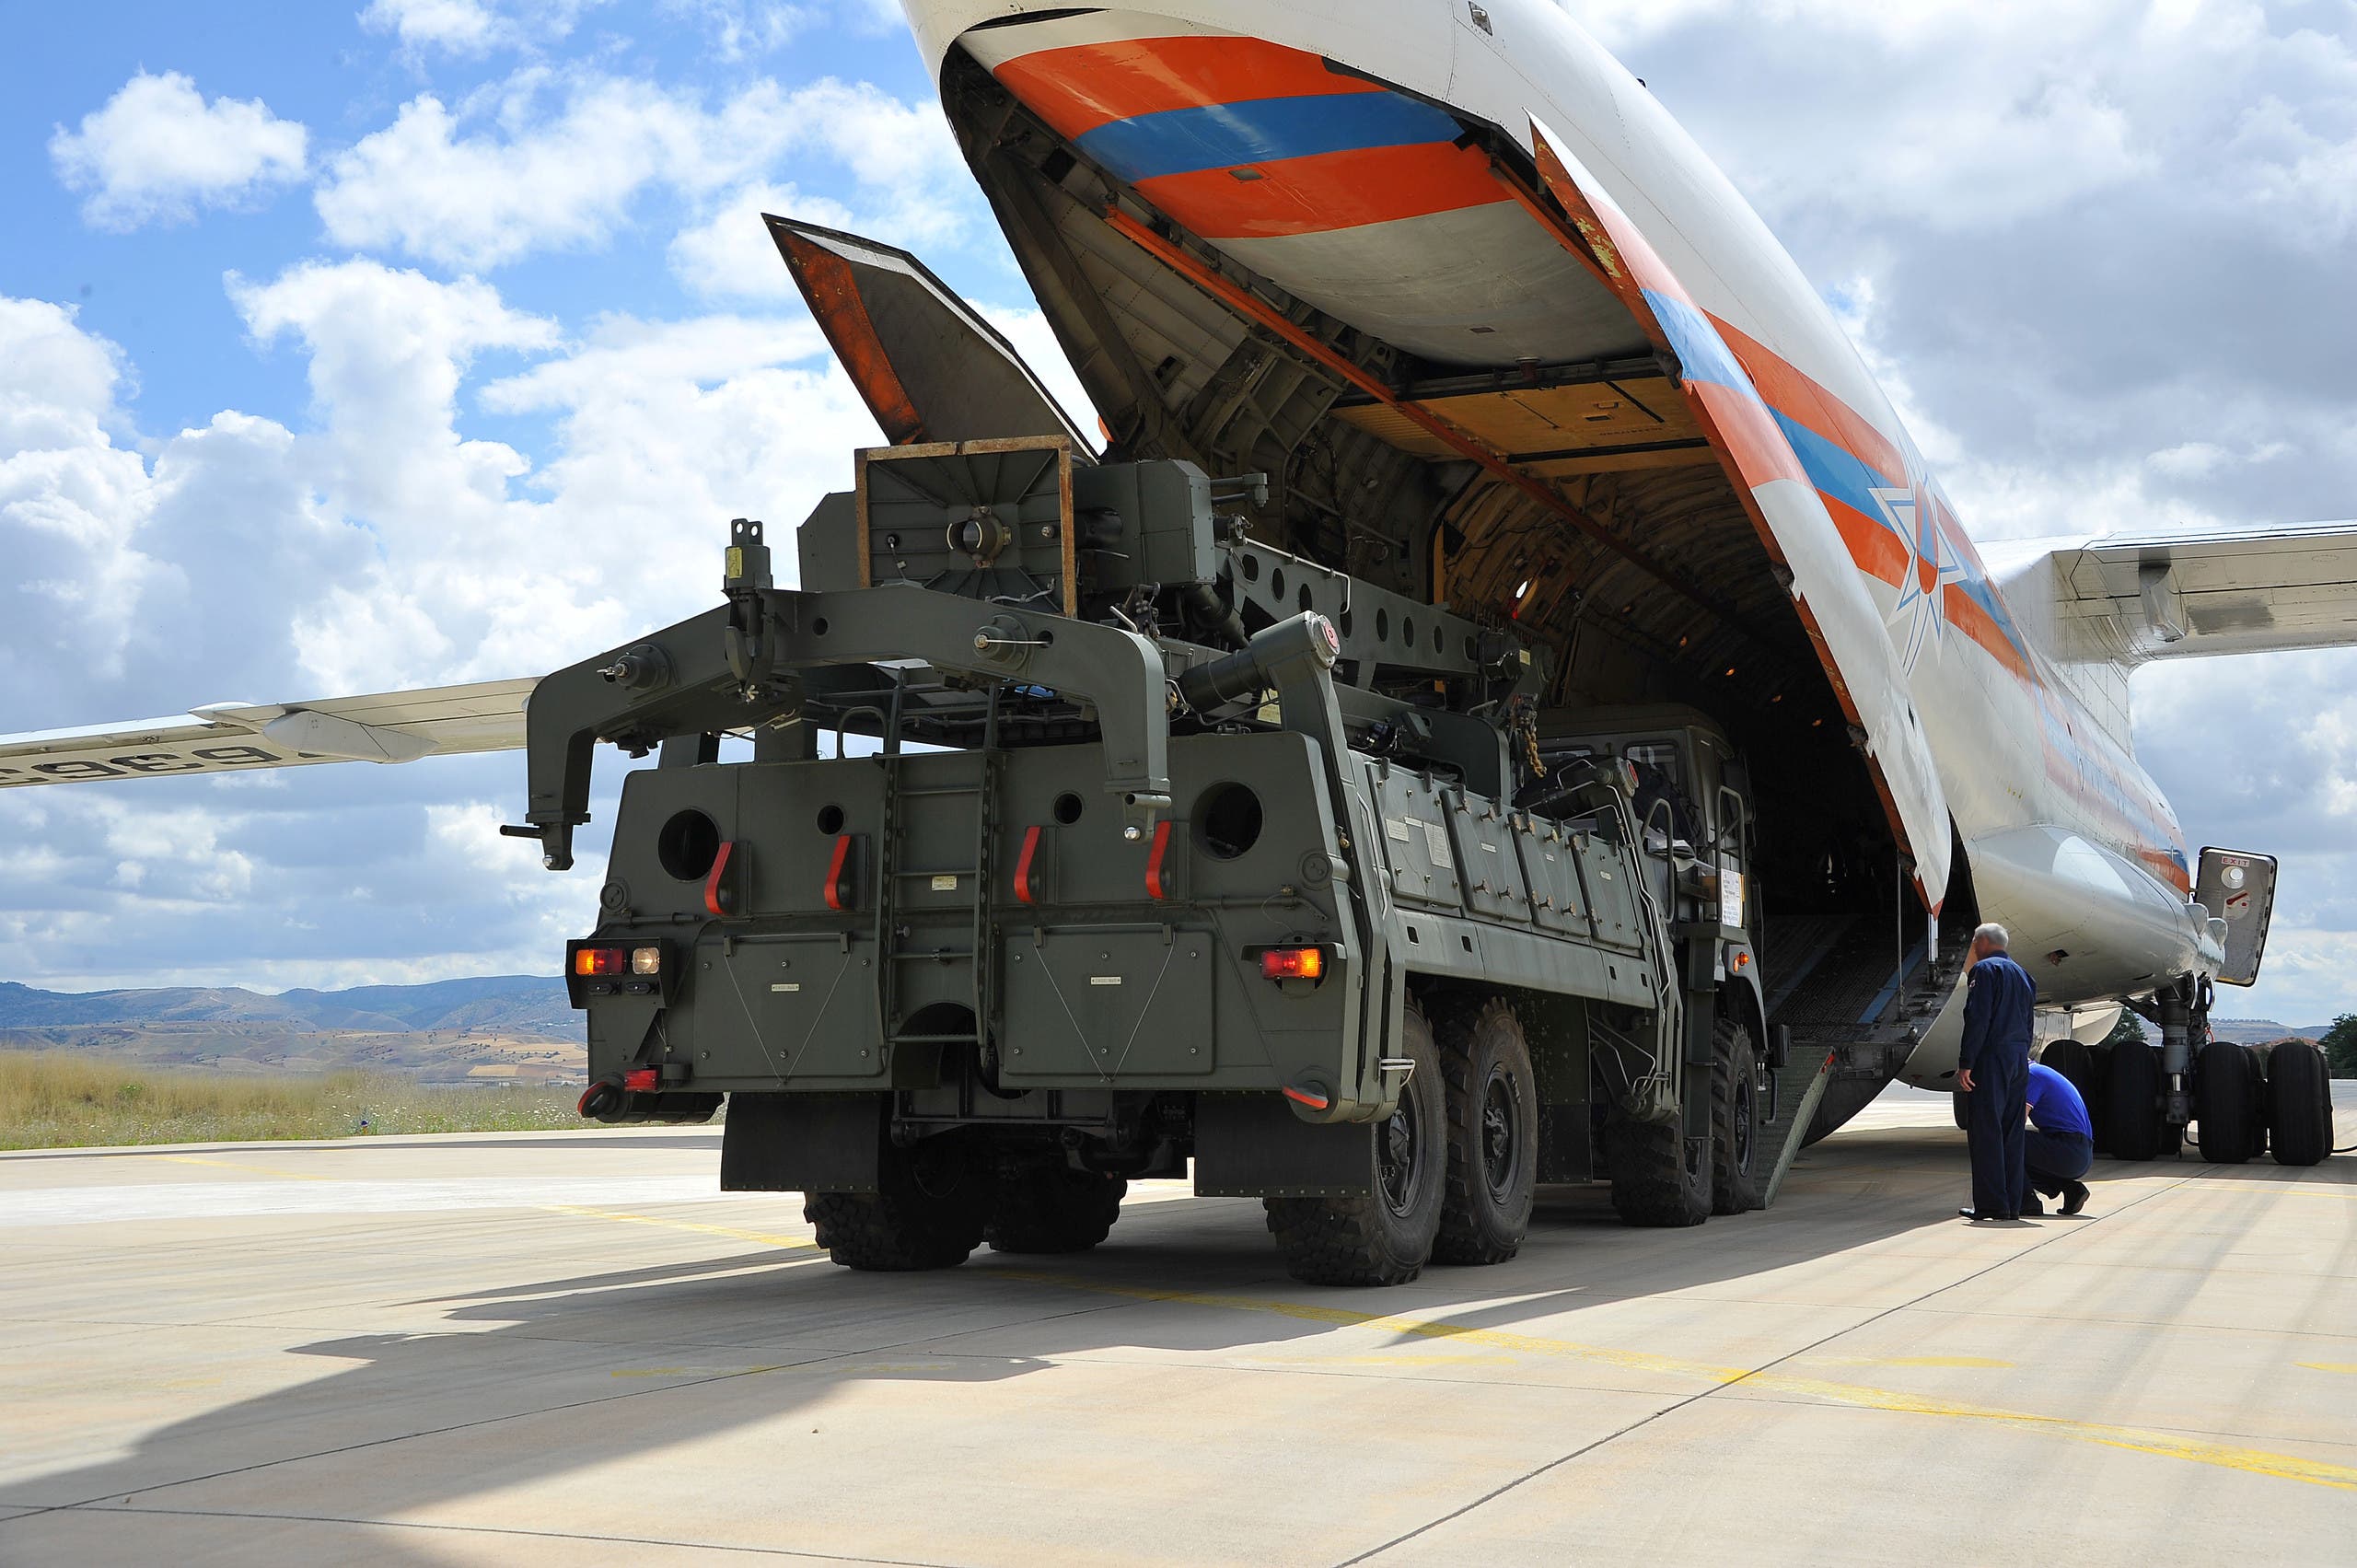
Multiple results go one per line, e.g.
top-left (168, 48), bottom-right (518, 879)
top-left (573, 947), bottom-right (624, 977)
top-left (1260, 947), bottom-right (1326, 981)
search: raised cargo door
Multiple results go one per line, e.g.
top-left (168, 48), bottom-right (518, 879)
top-left (767, 215), bottom-right (1099, 454)
top-left (1524, 121), bottom-right (1952, 911)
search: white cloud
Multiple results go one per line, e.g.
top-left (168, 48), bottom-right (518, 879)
top-left (360, 0), bottom-right (512, 56)
top-left (316, 70), bottom-right (969, 273)
top-left (0, 256), bottom-right (890, 989)
top-left (49, 72), bottom-right (308, 230)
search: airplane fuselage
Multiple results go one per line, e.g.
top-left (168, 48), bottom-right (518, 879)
top-left (903, 0), bottom-right (2213, 1075)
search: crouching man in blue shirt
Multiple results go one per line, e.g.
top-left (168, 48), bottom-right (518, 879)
top-left (2023, 1061), bottom-right (2094, 1217)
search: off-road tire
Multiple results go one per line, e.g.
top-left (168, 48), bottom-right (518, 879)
top-left (985, 1163), bottom-right (1128, 1254)
top-left (1264, 1005), bottom-right (1446, 1285)
top-left (1711, 1017), bottom-right (1763, 1214)
top-left (1604, 1083), bottom-right (1713, 1228)
top-left (2107, 1042), bottom-right (2164, 1161)
top-left (2193, 1038), bottom-right (2258, 1164)
top-left (1432, 996), bottom-right (1538, 1264)
top-left (2268, 1039), bottom-right (2332, 1167)
top-left (805, 1133), bottom-right (991, 1271)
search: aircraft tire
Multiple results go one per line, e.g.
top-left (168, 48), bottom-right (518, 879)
top-left (2042, 1040), bottom-right (2106, 1150)
top-left (2268, 1040), bottom-right (2332, 1167)
top-left (2243, 1045), bottom-right (2270, 1157)
top-left (2085, 1044), bottom-right (2114, 1153)
top-left (805, 1132), bottom-right (991, 1271)
top-left (1709, 1017), bottom-right (1763, 1214)
top-left (984, 1161), bottom-right (1126, 1254)
top-left (2193, 1039), bottom-right (2258, 1164)
top-left (1265, 1004), bottom-right (1446, 1285)
top-left (2108, 1043), bottom-right (2164, 1161)
top-left (1432, 995), bottom-right (1538, 1264)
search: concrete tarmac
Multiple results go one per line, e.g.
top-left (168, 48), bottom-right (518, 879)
top-left (3, 1087), bottom-right (2353, 1566)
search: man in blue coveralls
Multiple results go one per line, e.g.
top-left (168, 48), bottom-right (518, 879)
top-left (1956, 922), bottom-right (2036, 1221)
top-left (2022, 1061), bottom-right (2095, 1216)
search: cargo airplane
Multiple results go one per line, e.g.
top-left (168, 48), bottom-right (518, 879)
top-left (9, 0), bottom-right (2352, 1155)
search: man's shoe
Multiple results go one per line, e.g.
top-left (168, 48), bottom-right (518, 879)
top-left (1959, 1208), bottom-right (1989, 1221)
top-left (2061, 1180), bottom-right (2091, 1216)
top-left (2020, 1200), bottom-right (2046, 1217)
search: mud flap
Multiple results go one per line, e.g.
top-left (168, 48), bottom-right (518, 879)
top-left (721, 1092), bottom-right (886, 1193)
top-left (1194, 1093), bottom-right (1375, 1197)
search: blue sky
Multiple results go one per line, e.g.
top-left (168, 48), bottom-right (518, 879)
top-left (2, 0), bottom-right (2353, 1028)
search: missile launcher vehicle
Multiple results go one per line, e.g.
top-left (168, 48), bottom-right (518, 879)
top-left (520, 433), bottom-right (1779, 1285)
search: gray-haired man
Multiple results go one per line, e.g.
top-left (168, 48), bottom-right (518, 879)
top-left (1956, 922), bottom-right (2036, 1221)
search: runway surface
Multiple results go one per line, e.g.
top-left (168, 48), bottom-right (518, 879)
top-left (4, 1086), bottom-right (2353, 1565)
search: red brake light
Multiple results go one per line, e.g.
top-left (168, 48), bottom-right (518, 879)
top-left (1260, 947), bottom-right (1325, 981)
top-left (622, 1067), bottom-right (658, 1092)
top-left (574, 947), bottom-right (625, 977)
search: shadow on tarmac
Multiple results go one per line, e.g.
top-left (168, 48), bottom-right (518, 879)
top-left (4, 1120), bottom-right (2229, 1558)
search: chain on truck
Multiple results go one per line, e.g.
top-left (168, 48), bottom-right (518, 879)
top-left (509, 436), bottom-right (1779, 1285)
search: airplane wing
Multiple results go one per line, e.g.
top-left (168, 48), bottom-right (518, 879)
top-left (2046, 519), bottom-right (2357, 663)
top-left (0, 679), bottom-right (535, 789)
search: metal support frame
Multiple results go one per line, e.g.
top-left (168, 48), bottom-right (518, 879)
top-left (519, 584), bottom-right (1174, 869)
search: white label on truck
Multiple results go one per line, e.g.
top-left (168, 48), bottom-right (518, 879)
top-left (1385, 818), bottom-right (1411, 842)
top-left (771, 982), bottom-right (802, 993)
top-left (1422, 820), bottom-right (1454, 869)
top-left (1089, 975), bottom-right (1122, 986)
top-left (1721, 872), bottom-right (1746, 930)
top-left (932, 874), bottom-right (958, 891)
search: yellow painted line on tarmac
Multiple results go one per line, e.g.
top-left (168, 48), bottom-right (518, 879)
top-left (158, 1154), bottom-right (332, 1181)
top-left (993, 1270), bottom-right (2357, 1493)
top-left (2297, 1363), bottom-right (2357, 1375)
top-left (1817, 1355), bottom-right (2014, 1369)
top-left (536, 1202), bottom-right (822, 1254)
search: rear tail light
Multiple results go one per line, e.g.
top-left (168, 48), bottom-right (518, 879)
top-left (574, 947), bottom-right (625, 977)
top-left (630, 946), bottom-right (663, 976)
top-left (622, 1067), bottom-right (659, 1092)
top-left (1260, 947), bottom-right (1326, 981)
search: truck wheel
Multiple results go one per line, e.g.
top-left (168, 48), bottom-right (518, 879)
top-left (2194, 1039), bottom-right (2258, 1164)
top-left (2268, 1040), bottom-right (2332, 1167)
top-left (1603, 1088), bottom-right (1712, 1228)
top-left (985, 1162), bottom-right (1127, 1254)
top-left (1433, 997), bottom-right (1538, 1264)
top-left (1711, 1017), bottom-right (1762, 1214)
top-left (804, 1133), bottom-right (990, 1271)
top-left (1264, 1005), bottom-right (1446, 1285)
top-left (2107, 1043), bottom-right (2162, 1161)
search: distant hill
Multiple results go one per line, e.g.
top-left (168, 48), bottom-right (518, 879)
top-left (2210, 1017), bottom-right (2336, 1045)
top-left (0, 976), bottom-right (578, 1085)
top-left (0, 975), bottom-right (571, 1035)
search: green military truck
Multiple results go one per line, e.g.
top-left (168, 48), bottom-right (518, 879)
top-left (515, 436), bottom-right (1774, 1284)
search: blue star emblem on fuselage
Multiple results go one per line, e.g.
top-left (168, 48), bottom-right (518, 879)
top-left (1871, 482), bottom-right (1968, 676)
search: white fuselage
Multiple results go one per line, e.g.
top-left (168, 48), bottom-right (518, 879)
top-left (900, 0), bottom-right (2212, 1076)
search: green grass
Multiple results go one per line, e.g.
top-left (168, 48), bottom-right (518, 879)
top-left (0, 1052), bottom-right (596, 1150)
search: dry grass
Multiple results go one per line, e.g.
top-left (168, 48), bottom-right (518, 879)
top-left (0, 1052), bottom-right (594, 1150)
